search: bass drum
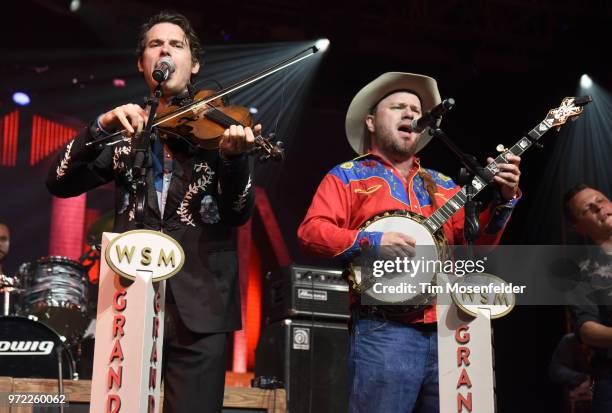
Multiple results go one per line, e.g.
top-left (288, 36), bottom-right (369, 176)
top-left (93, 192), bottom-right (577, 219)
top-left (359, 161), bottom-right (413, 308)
top-left (0, 316), bottom-right (74, 379)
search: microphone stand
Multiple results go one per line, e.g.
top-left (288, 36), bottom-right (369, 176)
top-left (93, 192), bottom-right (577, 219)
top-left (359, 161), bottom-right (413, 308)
top-left (431, 126), bottom-right (499, 413)
top-left (133, 81), bottom-right (163, 228)
top-left (56, 345), bottom-right (65, 413)
top-left (429, 127), bottom-right (495, 256)
top-left (459, 166), bottom-right (481, 256)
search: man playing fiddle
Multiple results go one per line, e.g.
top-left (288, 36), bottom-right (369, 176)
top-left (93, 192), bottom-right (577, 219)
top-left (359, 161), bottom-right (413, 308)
top-left (47, 11), bottom-right (257, 413)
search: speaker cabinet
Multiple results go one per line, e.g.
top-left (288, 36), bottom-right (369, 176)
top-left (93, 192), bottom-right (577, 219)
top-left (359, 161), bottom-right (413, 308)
top-left (255, 319), bottom-right (349, 413)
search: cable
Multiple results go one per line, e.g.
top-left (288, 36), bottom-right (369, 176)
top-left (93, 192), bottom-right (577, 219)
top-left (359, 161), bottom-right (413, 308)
top-left (307, 271), bottom-right (315, 413)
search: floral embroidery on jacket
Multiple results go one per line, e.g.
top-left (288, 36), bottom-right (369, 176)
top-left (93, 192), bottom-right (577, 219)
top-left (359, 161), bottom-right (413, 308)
top-left (232, 176), bottom-right (251, 212)
top-left (56, 139), bottom-right (74, 179)
top-left (117, 170), bottom-right (136, 220)
top-left (194, 162), bottom-right (208, 173)
top-left (113, 143), bottom-right (132, 172)
top-left (118, 191), bottom-right (131, 215)
top-left (128, 205), bottom-right (136, 222)
top-left (177, 162), bottom-right (215, 226)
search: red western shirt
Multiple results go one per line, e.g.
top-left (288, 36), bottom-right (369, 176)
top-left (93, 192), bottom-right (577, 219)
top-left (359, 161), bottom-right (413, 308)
top-left (298, 153), bottom-right (519, 323)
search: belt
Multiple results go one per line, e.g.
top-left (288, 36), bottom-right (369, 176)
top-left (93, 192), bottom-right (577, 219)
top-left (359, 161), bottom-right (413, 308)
top-left (355, 305), bottom-right (436, 329)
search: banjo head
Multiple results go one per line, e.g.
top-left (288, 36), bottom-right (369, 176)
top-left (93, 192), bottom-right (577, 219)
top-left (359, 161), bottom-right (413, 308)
top-left (350, 210), bottom-right (447, 305)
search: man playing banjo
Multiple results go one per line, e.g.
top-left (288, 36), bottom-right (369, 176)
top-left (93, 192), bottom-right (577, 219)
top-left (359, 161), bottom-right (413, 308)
top-left (297, 72), bottom-right (522, 413)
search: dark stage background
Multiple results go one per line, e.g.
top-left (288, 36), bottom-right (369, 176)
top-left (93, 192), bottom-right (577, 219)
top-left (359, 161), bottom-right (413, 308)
top-left (1, 1), bottom-right (611, 412)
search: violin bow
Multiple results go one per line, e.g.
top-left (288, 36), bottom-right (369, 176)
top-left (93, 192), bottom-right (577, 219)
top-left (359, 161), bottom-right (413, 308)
top-left (87, 45), bottom-right (321, 148)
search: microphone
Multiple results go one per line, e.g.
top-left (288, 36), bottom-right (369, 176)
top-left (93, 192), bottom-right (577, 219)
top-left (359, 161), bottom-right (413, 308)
top-left (410, 98), bottom-right (455, 133)
top-left (152, 57), bottom-right (176, 82)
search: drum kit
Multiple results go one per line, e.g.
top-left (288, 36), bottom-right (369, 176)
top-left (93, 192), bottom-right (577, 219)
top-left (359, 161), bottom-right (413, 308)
top-left (0, 255), bottom-right (96, 380)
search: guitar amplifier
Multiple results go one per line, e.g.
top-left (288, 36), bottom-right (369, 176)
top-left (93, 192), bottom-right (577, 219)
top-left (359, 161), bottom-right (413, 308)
top-left (255, 318), bottom-right (349, 413)
top-left (264, 265), bottom-right (349, 323)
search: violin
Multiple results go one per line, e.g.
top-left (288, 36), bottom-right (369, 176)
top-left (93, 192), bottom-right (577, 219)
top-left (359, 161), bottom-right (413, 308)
top-left (154, 89), bottom-right (284, 162)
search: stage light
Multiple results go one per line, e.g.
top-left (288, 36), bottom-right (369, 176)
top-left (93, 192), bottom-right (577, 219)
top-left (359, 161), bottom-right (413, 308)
top-left (315, 38), bottom-right (330, 52)
top-left (12, 92), bottom-right (30, 106)
top-left (69, 0), bottom-right (80, 12)
top-left (580, 74), bottom-right (593, 89)
top-left (525, 77), bottom-right (612, 243)
top-left (249, 107), bottom-right (258, 114)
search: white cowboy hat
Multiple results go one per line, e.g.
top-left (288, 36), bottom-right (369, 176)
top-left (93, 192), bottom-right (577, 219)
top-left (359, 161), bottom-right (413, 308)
top-left (345, 72), bottom-right (441, 155)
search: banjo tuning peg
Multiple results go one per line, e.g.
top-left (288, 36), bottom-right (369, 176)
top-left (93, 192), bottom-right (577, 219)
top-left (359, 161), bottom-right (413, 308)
top-left (495, 144), bottom-right (508, 153)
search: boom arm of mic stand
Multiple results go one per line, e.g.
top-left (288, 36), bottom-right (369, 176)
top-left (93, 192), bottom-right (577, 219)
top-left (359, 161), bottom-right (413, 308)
top-left (430, 128), bottom-right (495, 184)
top-left (430, 127), bottom-right (489, 250)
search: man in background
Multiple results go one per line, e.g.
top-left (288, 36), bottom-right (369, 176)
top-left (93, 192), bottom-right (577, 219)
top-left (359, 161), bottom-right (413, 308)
top-left (565, 184), bottom-right (612, 413)
top-left (0, 221), bottom-right (10, 275)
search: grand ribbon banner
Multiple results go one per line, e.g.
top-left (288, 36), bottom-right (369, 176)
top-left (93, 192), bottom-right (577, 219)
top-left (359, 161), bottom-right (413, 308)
top-left (437, 272), bottom-right (515, 413)
top-left (90, 230), bottom-right (184, 413)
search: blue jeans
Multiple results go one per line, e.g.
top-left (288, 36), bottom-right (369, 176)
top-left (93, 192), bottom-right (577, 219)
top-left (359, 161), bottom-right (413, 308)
top-left (348, 314), bottom-right (439, 413)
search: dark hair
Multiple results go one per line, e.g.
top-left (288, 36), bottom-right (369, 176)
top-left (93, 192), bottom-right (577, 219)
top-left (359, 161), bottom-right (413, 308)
top-left (563, 183), bottom-right (590, 223)
top-left (369, 89), bottom-right (423, 115)
top-left (0, 221), bottom-right (9, 237)
top-left (136, 10), bottom-right (202, 66)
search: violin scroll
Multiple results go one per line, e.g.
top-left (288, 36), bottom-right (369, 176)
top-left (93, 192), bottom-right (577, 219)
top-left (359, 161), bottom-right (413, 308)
top-left (252, 133), bottom-right (284, 162)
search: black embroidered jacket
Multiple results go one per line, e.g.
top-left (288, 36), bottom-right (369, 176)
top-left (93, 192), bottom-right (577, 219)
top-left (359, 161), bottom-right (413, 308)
top-left (47, 123), bottom-right (254, 333)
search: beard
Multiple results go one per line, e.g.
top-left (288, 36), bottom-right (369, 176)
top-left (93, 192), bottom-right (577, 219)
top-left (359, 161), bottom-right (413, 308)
top-left (375, 128), bottom-right (418, 159)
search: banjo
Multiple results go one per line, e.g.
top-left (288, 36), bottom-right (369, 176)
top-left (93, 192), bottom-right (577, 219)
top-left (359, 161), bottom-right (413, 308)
top-left (349, 96), bottom-right (591, 305)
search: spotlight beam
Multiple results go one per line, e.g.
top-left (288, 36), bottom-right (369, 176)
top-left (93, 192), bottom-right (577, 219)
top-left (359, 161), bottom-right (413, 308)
top-left (580, 74), bottom-right (593, 89)
top-left (315, 38), bottom-right (330, 52)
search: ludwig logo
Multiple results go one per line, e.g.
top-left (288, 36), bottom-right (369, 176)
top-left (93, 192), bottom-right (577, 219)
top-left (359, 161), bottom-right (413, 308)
top-left (105, 230), bottom-right (185, 282)
top-left (0, 340), bottom-right (54, 355)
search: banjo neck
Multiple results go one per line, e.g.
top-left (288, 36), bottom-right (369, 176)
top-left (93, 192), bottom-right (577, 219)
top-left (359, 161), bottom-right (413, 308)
top-left (422, 96), bottom-right (590, 234)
